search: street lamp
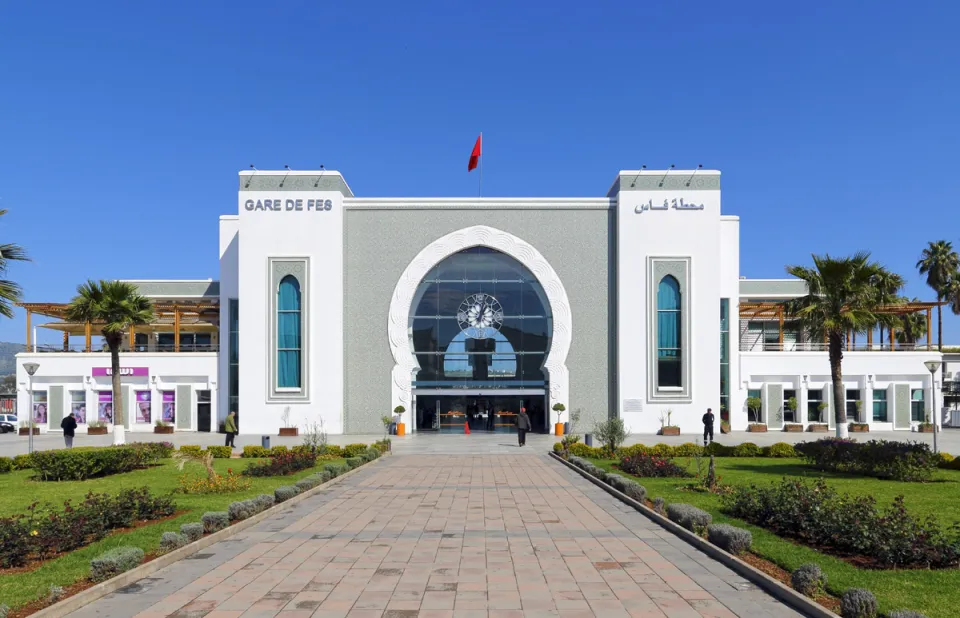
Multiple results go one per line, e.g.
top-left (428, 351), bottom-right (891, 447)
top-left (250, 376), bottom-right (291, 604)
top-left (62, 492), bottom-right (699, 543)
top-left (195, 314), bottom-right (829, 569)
top-left (22, 362), bottom-right (39, 455)
top-left (924, 360), bottom-right (942, 454)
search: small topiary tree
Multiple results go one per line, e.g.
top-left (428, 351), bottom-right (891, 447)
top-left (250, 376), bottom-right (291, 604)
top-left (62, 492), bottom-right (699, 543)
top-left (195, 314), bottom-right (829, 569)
top-left (840, 588), bottom-right (878, 618)
top-left (594, 418), bottom-right (629, 454)
top-left (747, 397), bottom-right (762, 423)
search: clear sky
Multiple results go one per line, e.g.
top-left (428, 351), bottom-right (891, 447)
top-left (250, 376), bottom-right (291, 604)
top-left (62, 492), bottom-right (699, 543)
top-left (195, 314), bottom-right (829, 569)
top-left (1, 1), bottom-right (958, 346)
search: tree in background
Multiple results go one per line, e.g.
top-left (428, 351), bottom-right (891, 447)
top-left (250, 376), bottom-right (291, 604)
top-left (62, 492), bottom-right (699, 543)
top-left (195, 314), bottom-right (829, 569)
top-left (0, 210), bottom-right (29, 319)
top-left (895, 298), bottom-right (928, 346)
top-left (786, 253), bottom-right (894, 438)
top-left (870, 270), bottom-right (904, 347)
top-left (65, 281), bottom-right (153, 445)
top-left (917, 240), bottom-right (959, 350)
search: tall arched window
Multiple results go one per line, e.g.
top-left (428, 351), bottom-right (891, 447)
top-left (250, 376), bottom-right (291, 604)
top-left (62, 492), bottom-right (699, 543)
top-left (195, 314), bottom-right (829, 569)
top-left (657, 275), bottom-right (681, 388)
top-left (277, 275), bottom-right (302, 389)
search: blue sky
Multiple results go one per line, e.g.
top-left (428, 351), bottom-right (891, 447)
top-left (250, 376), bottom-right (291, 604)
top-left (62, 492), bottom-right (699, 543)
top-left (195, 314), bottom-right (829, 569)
top-left (1, 1), bottom-right (959, 345)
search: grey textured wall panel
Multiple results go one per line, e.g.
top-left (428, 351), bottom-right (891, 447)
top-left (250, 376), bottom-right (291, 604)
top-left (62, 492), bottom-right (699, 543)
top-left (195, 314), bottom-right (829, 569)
top-left (895, 383), bottom-right (910, 429)
top-left (177, 386), bottom-right (192, 430)
top-left (48, 386), bottom-right (64, 427)
top-left (343, 208), bottom-right (613, 434)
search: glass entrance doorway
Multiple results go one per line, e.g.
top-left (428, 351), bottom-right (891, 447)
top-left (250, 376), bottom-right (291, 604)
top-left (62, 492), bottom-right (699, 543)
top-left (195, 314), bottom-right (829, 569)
top-left (415, 393), bottom-right (546, 433)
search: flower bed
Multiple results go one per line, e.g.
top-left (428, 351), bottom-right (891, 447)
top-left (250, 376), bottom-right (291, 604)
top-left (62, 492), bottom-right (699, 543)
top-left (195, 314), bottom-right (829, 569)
top-left (0, 487), bottom-right (175, 569)
top-left (618, 453), bottom-right (692, 478)
top-left (241, 451), bottom-right (317, 477)
top-left (720, 478), bottom-right (960, 569)
top-left (794, 438), bottom-right (938, 482)
top-left (555, 441), bottom-right (797, 460)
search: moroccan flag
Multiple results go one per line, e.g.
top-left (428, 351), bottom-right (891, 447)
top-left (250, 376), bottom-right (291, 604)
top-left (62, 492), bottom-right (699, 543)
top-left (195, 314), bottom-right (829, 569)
top-left (468, 134), bottom-right (482, 171)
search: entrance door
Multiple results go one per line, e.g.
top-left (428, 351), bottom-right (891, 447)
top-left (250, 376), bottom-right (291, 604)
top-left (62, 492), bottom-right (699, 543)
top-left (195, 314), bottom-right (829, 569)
top-left (414, 391), bottom-right (547, 433)
top-left (196, 390), bottom-right (211, 432)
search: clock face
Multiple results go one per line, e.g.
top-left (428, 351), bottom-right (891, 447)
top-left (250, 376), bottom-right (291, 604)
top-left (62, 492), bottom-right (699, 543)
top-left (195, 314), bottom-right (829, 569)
top-left (457, 293), bottom-right (504, 339)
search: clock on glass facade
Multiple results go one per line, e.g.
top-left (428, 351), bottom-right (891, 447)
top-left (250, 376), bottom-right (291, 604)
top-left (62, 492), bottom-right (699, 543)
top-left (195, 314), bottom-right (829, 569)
top-left (457, 293), bottom-right (504, 339)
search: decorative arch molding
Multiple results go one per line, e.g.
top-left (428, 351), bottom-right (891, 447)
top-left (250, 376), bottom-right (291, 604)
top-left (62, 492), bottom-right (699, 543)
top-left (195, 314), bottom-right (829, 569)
top-left (387, 225), bottom-right (572, 425)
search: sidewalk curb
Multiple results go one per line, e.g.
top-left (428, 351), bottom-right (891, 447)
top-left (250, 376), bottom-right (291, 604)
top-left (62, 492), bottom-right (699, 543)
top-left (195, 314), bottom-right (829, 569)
top-left (29, 455), bottom-right (386, 618)
top-left (548, 452), bottom-right (838, 618)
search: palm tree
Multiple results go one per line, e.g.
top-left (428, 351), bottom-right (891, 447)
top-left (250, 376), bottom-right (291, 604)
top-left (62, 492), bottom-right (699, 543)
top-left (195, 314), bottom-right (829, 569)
top-left (65, 281), bottom-right (154, 445)
top-left (870, 270), bottom-right (904, 348)
top-left (917, 240), bottom-right (959, 350)
top-left (895, 298), bottom-right (928, 346)
top-left (785, 253), bottom-right (892, 438)
top-left (0, 210), bottom-right (30, 318)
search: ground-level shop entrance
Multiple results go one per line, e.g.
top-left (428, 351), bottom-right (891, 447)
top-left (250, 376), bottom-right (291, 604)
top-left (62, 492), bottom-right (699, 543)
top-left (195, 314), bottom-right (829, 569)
top-left (413, 390), bottom-right (547, 433)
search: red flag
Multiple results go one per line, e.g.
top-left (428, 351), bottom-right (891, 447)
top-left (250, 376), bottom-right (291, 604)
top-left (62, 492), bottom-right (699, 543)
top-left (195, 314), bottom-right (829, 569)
top-left (468, 135), bottom-right (482, 171)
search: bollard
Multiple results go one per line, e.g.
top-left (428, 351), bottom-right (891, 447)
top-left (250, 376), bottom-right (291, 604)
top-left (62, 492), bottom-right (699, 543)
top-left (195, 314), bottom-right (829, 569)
top-left (261, 435), bottom-right (270, 450)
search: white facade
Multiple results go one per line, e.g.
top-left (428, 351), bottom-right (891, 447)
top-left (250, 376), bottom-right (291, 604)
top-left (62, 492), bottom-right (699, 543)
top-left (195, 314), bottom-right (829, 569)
top-left (14, 168), bottom-right (945, 435)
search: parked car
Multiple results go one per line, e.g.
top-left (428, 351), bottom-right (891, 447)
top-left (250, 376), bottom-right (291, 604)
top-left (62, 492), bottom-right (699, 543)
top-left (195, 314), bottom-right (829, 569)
top-left (0, 414), bottom-right (18, 433)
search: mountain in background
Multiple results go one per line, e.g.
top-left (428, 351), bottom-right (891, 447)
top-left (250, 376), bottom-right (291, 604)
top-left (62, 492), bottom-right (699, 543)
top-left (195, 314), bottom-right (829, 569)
top-left (0, 342), bottom-right (25, 376)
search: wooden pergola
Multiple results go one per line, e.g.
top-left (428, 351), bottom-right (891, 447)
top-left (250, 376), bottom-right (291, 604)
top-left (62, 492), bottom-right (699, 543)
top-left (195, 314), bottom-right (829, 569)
top-left (18, 301), bottom-right (220, 353)
top-left (738, 301), bottom-right (942, 351)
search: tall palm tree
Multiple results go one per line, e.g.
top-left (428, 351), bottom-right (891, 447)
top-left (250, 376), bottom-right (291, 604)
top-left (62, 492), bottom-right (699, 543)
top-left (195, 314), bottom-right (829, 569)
top-left (786, 252), bottom-right (892, 438)
top-left (870, 270), bottom-right (904, 348)
top-left (0, 210), bottom-right (30, 318)
top-left (895, 298), bottom-right (928, 346)
top-left (917, 240), bottom-right (959, 350)
top-left (65, 281), bottom-right (153, 445)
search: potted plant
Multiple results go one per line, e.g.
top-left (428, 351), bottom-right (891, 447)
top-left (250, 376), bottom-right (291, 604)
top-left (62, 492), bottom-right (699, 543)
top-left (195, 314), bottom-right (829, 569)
top-left (720, 419), bottom-right (730, 434)
top-left (18, 421), bottom-right (39, 436)
top-left (154, 419), bottom-right (174, 434)
top-left (746, 397), bottom-right (766, 431)
top-left (553, 403), bottom-right (566, 436)
top-left (87, 420), bottom-right (108, 435)
top-left (849, 421), bottom-right (870, 433)
top-left (658, 410), bottom-right (680, 436)
top-left (855, 400), bottom-right (864, 423)
top-left (394, 405), bottom-right (406, 436)
top-left (279, 407), bottom-right (298, 437)
top-left (918, 413), bottom-right (935, 433)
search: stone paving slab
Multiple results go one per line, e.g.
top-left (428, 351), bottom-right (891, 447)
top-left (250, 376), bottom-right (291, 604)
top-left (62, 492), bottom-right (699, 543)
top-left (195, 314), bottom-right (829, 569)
top-left (64, 454), bottom-right (805, 618)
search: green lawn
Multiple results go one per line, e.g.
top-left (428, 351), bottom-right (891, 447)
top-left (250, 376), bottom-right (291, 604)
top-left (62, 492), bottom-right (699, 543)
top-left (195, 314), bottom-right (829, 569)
top-left (0, 457), bottom-right (345, 609)
top-left (589, 456), bottom-right (960, 618)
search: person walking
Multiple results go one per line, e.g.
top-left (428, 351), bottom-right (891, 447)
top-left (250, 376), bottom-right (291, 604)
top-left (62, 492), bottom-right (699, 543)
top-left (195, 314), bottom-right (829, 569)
top-left (702, 408), bottom-right (715, 445)
top-left (224, 410), bottom-right (238, 448)
top-left (60, 411), bottom-right (77, 448)
top-left (516, 407), bottom-right (531, 447)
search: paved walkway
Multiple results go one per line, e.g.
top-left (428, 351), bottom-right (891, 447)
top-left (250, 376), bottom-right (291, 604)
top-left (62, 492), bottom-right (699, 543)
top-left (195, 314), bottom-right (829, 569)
top-left (67, 454), bottom-right (802, 618)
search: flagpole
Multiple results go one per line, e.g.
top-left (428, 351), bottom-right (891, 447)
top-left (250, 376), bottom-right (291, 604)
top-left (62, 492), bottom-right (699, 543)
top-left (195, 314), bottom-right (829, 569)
top-left (478, 132), bottom-right (483, 198)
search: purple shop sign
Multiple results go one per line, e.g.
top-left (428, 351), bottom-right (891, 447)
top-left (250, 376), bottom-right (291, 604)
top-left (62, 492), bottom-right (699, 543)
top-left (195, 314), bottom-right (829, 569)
top-left (92, 367), bottom-right (148, 377)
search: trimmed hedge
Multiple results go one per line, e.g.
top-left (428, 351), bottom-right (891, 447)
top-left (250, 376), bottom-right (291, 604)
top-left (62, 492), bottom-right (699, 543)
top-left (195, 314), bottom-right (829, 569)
top-left (555, 440), bottom-right (795, 460)
top-left (90, 547), bottom-right (144, 582)
top-left (343, 443), bottom-right (369, 458)
top-left (666, 503), bottom-right (712, 534)
top-left (795, 438), bottom-right (938, 481)
top-left (206, 446), bottom-right (233, 459)
top-left (840, 588), bottom-right (877, 618)
top-left (179, 445), bottom-right (203, 456)
top-left (32, 445), bottom-right (160, 481)
top-left (274, 485), bottom-right (299, 503)
top-left (180, 522), bottom-right (204, 543)
top-left (706, 523), bottom-right (751, 555)
top-left (12, 454), bottom-right (34, 470)
top-left (159, 532), bottom-right (187, 553)
top-left (791, 563), bottom-right (827, 598)
top-left (0, 457), bottom-right (13, 474)
top-left (242, 445), bottom-right (269, 458)
top-left (345, 457), bottom-right (364, 469)
top-left (242, 451), bottom-right (317, 477)
top-left (201, 511), bottom-right (229, 533)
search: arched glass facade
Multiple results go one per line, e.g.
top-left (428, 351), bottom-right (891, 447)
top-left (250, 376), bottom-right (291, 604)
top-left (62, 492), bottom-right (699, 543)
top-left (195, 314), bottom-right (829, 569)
top-left (409, 247), bottom-right (552, 389)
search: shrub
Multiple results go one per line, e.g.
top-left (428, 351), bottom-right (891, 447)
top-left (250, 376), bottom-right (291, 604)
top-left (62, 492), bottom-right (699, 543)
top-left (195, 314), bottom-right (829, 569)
top-left (374, 439), bottom-right (391, 453)
top-left (794, 438), bottom-right (938, 482)
top-left (179, 445), bottom-right (203, 457)
top-left (0, 457), bottom-right (13, 474)
top-left (130, 441), bottom-right (175, 459)
top-left (887, 611), bottom-right (929, 618)
top-left (320, 468), bottom-right (336, 482)
top-left (732, 442), bottom-right (761, 458)
top-left (206, 446), bottom-right (233, 459)
top-left (791, 563), bottom-right (827, 598)
top-left (649, 443), bottom-right (675, 458)
top-left (343, 443), bottom-right (369, 458)
top-left (12, 454), bottom-right (33, 470)
top-left (159, 532), bottom-right (187, 553)
top-left (937, 452), bottom-right (955, 468)
top-left (322, 444), bottom-right (344, 457)
top-left (607, 474), bottom-right (647, 502)
top-left (707, 524), bottom-right (752, 555)
top-left (275, 485), bottom-right (299, 503)
top-left (594, 418), bottom-right (629, 453)
top-left (31, 446), bottom-right (153, 481)
top-left (47, 585), bottom-right (65, 603)
top-left (242, 451), bottom-right (317, 477)
top-left (345, 456), bottom-right (364, 469)
top-left (90, 547), bottom-right (144, 582)
top-left (0, 517), bottom-right (30, 567)
top-left (0, 604), bottom-right (8, 618)
top-left (178, 470), bottom-right (251, 494)
top-left (254, 494), bottom-right (275, 510)
top-left (269, 445), bottom-right (289, 456)
top-left (720, 478), bottom-right (960, 568)
top-left (673, 442), bottom-right (703, 457)
top-left (180, 522), bottom-right (204, 543)
top-left (363, 447), bottom-right (380, 461)
top-left (325, 463), bottom-right (347, 477)
top-left (653, 497), bottom-right (666, 515)
top-left (295, 477), bottom-right (321, 492)
top-left (568, 443), bottom-right (603, 458)
top-left (241, 445), bottom-right (269, 458)
top-left (840, 588), bottom-right (878, 618)
top-left (228, 500), bottom-right (253, 521)
top-left (619, 453), bottom-right (692, 478)
top-left (615, 444), bottom-right (649, 459)
top-left (704, 442), bottom-right (733, 457)
top-left (764, 442), bottom-right (797, 458)
top-left (201, 511), bottom-right (230, 534)
top-left (665, 503), bottom-right (712, 534)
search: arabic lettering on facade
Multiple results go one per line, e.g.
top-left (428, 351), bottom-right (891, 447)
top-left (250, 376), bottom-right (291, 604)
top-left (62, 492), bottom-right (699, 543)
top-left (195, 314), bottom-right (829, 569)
top-left (634, 198), bottom-right (705, 214)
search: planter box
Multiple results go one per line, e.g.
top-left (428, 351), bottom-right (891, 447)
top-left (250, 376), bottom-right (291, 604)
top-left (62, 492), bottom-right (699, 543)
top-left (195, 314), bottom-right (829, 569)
top-left (747, 424), bottom-right (767, 433)
top-left (554, 423), bottom-right (564, 437)
top-left (87, 426), bottom-right (108, 435)
top-left (154, 426), bottom-right (174, 434)
top-left (720, 424), bottom-right (730, 434)
top-left (18, 428), bottom-right (39, 436)
top-left (396, 422), bottom-right (406, 437)
top-left (808, 424), bottom-right (829, 432)
top-left (783, 424), bottom-right (804, 433)
top-left (279, 427), bottom-right (298, 437)
top-left (917, 425), bottom-right (935, 433)
top-left (660, 426), bottom-right (680, 436)
top-left (849, 424), bottom-right (870, 433)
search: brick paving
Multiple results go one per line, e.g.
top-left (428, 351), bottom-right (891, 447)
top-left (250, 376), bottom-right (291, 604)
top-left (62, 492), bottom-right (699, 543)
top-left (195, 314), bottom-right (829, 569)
top-left (65, 454), bottom-right (804, 618)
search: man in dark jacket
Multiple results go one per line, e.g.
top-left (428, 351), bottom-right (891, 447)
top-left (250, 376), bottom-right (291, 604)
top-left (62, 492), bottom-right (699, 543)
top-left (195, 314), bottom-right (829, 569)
top-left (702, 408), bottom-right (715, 445)
top-left (61, 411), bottom-right (77, 448)
top-left (516, 407), bottom-right (531, 447)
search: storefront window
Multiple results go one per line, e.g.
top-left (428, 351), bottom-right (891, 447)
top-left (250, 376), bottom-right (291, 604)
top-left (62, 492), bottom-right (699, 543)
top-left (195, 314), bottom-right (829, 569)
top-left (70, 391), bottom-right (87, 424)
top-left (846, 389), bottom-right (861, 422)
top-left (409, 247), bottom-right (551, 389)
top-left (911, 389), bottom-right (925, 422)
top-left (873, 390), bottom-right (888, 422)
top-left (783, 389), bottom-right (797, 423)
top-left (807, 389), bottom-right (823, 422)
